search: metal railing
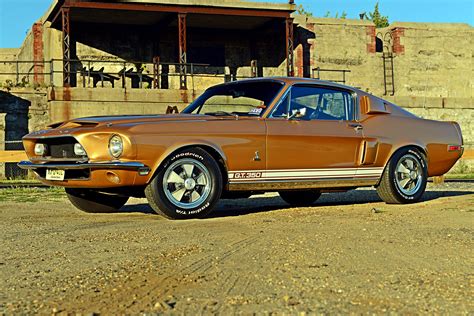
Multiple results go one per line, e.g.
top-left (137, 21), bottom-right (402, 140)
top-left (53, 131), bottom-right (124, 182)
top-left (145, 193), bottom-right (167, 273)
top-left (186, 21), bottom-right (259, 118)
top-left (0, 58), bottom-right (262, 90)
top-left (311, 67), bottom-right (351, 84)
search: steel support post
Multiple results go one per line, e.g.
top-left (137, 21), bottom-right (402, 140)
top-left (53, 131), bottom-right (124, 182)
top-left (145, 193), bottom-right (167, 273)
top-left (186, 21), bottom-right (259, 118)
top-left (62, 7), bottom-right (71, 86)
top-left (250, 60), bottom-right (258, 78)
top-left (153, 56), bottom-right (160, 89)
top-left (285, 17), bottom-right (294, 77)
top-left (178, 13), bottom-right (187, 90)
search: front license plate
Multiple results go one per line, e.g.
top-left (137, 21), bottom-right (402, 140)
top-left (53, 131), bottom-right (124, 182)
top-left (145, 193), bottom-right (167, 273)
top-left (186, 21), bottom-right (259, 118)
top-left (46, 169), bottom-right (65, 181)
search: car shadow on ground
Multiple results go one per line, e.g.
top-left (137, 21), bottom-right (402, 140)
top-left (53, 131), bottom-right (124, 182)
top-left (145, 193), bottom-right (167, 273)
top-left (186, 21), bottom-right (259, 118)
top-left (209, 189), bottom-right (473, 218)
top-left (119, 189), bottom-right (473, 218)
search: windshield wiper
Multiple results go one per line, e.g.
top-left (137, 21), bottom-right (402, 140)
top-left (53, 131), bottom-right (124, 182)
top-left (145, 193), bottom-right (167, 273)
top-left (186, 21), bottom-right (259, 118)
top-left (205, 111), bottom-right (239, 118)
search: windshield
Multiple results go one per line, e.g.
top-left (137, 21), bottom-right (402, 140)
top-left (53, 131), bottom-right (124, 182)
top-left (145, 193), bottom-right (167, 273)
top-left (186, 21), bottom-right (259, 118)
top-left (182, 80), bottom-right (284, 117)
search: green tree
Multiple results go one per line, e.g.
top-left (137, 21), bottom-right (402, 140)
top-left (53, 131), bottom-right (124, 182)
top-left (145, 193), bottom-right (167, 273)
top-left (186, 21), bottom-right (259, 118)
top-left (297, 4), bottom-right (313, 17)
top-left (368, 2), bottom-right (389, 27)
top-left (324, 11), bottom-right (347, 19)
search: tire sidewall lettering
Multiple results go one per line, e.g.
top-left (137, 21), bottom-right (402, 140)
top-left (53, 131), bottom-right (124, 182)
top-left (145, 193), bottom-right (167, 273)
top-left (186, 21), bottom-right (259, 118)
top-left (171, 152), bottom-right (204, 162)
top-left (175, 202), bottom-right (211, 215)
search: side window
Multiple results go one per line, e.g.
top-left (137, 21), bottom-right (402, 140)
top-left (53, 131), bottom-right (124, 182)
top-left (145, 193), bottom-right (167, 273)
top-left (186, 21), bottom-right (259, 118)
top-left (271, 93), bottom-right (289, 118)
top-left (270, 85), bottom-right (354, 121)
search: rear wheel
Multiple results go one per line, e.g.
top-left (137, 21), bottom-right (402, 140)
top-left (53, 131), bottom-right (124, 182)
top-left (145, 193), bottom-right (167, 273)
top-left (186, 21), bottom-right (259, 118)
top-left (377, 147), bottom-right (427, 204)
top-left (279, 190), bottom-right (321, 206)
top-left (65, 188), bottom-right (129, 213)
top-left (145, 147), bottom-right (222, 219)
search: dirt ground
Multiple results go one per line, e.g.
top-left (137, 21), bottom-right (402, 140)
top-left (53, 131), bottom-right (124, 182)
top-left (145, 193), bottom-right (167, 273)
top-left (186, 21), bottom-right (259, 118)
top-left (0, 182), bottom-right (473, 315)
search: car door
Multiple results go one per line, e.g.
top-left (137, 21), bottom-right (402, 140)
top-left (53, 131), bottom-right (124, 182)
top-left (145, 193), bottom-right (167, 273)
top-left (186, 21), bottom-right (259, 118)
top-left (265, 84), bottom-right (365, 180)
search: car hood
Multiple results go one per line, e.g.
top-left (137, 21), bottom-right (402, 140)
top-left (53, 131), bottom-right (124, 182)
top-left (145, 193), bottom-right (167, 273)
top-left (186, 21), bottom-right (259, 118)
top-left (48, 114), bottom-right (235, 128)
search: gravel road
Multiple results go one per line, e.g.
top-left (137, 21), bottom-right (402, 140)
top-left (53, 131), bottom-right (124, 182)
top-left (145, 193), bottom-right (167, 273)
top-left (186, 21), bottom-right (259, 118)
top-left (1, 182), bottom-right (473, 314)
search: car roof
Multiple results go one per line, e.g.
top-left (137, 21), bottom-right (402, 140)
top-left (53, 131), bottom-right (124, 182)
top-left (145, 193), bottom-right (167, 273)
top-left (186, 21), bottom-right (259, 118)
top-left (213, 77), bottom-right (361, 93)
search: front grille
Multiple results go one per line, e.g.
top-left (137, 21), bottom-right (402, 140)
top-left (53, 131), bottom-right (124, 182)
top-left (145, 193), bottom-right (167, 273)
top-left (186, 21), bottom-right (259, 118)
top-left (41, 137), bottom-right (86, 159)
top-left (49, 143), bottom-right (77, 158)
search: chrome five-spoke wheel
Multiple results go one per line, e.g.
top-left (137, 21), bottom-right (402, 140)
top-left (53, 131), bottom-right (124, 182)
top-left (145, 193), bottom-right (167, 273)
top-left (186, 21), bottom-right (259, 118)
top-left (377, 148), bottom-right (427, 204)
top-left (395, 154), bottom-right (423, 196)
top-left (163, 158), bottom-right (211, 209)
top-left (145, 147), bottom-right (223, 219)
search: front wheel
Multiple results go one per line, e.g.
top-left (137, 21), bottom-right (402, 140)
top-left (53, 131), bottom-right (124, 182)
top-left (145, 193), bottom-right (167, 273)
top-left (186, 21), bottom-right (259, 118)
top-left (377, 148), bottom-right (427, 204)
top-left (65, 188), bottom-right (129, 213)
top-left (145, 147), bottom-right (223, 219)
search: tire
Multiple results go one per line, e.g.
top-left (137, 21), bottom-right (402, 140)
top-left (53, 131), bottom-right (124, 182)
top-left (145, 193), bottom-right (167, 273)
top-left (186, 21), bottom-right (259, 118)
top-left (377, 147), bottom-right (427, 204)
top-left (65, 188), bottom-right (129, 213)
top-left (279, 190), bottom-right (321, 206)
top-left (145, 147), bottom-right (223, 219)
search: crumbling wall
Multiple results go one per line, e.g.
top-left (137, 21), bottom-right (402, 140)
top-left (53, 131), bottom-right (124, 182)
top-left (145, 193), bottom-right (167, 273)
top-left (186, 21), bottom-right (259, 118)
top-left (386, 22), bottom-right (472, 99)
top-left (296, 17), bottom-right (473, 148)
top-left (0, 48), bottom-right (19, 85)
top-left (295, 17), bottom-right (383, 94)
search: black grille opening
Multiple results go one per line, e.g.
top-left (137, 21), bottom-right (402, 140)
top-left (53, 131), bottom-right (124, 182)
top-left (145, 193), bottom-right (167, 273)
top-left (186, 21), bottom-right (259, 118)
top-left (41, 137), bottom-right (87, 159)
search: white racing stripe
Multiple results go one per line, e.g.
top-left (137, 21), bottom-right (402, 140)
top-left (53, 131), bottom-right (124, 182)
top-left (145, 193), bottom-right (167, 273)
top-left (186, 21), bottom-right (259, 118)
top-left (228, 167), bottom-right (384, 182)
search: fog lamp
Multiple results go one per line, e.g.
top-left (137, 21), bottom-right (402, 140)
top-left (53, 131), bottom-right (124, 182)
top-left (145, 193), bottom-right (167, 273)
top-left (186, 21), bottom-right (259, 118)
top-left (34, 143), bottom-right (47, 156)
top-left (108, 135), bottom-right (123, 158)
top-left (74, 143), bottom-right (87, 156)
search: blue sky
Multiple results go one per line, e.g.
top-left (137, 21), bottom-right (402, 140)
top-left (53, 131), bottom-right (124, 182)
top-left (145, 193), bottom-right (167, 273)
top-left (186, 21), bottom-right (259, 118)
top-left (0, 0), bottom-right (472, 48)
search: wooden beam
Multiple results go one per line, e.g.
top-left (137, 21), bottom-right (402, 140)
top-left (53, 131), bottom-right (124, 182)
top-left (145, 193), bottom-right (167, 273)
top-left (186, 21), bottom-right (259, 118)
top-left (0, 151), bottom-right (28, 163)
top-left (462, 149), bottom-right (474, 160)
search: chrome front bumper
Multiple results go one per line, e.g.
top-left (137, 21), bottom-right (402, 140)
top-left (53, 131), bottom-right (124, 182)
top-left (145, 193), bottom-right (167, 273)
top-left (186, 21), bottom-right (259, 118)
top-left (17, 161), bottom-right (150, 175)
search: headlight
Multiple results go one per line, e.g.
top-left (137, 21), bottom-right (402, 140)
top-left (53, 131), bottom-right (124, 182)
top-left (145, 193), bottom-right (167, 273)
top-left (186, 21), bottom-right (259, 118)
top-left (74, 143), bottom-right (87, 156)
top-left (34, 143), bottom-right (47, 156)
top-left (108, 135), bottom-right (123, 158)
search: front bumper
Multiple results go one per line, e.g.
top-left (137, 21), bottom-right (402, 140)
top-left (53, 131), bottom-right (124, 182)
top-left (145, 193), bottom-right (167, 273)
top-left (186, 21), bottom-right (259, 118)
top-left (18, 160), bottom-right (149, 173)
top-left (17, 160), bottom-right (151, 188)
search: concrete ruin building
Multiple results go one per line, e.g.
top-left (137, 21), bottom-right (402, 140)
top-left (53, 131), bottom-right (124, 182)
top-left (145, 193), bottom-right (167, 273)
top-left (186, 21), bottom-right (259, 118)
top-left (0, 0), bottom-right (473, 178)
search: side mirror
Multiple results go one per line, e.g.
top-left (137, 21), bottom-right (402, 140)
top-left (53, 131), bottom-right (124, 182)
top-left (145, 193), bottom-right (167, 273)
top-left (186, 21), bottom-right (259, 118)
top-left (361, 95), bottom-right (390, 115)
top-left (288, 107), bottom-right (306, 120)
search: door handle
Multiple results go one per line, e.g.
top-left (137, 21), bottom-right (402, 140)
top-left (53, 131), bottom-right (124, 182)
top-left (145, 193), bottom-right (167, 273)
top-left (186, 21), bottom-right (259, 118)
top-left (348, 123), bottom-right (363, 131)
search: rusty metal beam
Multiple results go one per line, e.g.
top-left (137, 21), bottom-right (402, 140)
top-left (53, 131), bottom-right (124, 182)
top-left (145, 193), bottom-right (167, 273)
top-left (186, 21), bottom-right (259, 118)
top-left (285, 17), bottom-right (294, 77)
top-left (178, 13), bottom-right (187, 90)
top-left (62, 7), bottom-right (71, 86)
top-left (64, 1), bottom-right (291, 18)
top-left (250, 60), bottom-right (258, 78)
top-left (153, 56), bottom-right (160, 89)
top-left (50, 6), bottom-right (63, 26)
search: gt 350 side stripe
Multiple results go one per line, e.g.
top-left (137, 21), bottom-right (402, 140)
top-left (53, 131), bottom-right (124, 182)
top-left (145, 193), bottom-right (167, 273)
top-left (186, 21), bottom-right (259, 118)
top-left (228, 167), bottom-right (384, 182)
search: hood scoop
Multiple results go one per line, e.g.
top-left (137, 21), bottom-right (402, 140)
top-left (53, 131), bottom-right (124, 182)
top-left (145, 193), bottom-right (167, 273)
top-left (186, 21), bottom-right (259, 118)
top-left (48, 120), bottom-right (99, 129)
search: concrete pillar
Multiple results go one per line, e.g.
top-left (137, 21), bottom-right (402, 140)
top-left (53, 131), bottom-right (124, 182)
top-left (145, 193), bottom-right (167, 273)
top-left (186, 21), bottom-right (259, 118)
top-left (32, 22), bottom-right (44, 85)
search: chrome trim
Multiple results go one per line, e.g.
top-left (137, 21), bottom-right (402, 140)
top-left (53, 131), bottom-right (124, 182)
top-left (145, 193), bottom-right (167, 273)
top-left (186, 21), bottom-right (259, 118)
top-left (17, 161), bottom-right (147, 171)
top-left (228, 178), bottom-right (378, 191)
top-left (268, 85), bottom-right (291, 118)
top-left (162, 158), bottom-right (212, 210)
top-left (30, 157), bottom-right (88, 163)
top-left (394, 153), bottom-right (423, 195)
top-left (23, 134), bottom-right (75, 140)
